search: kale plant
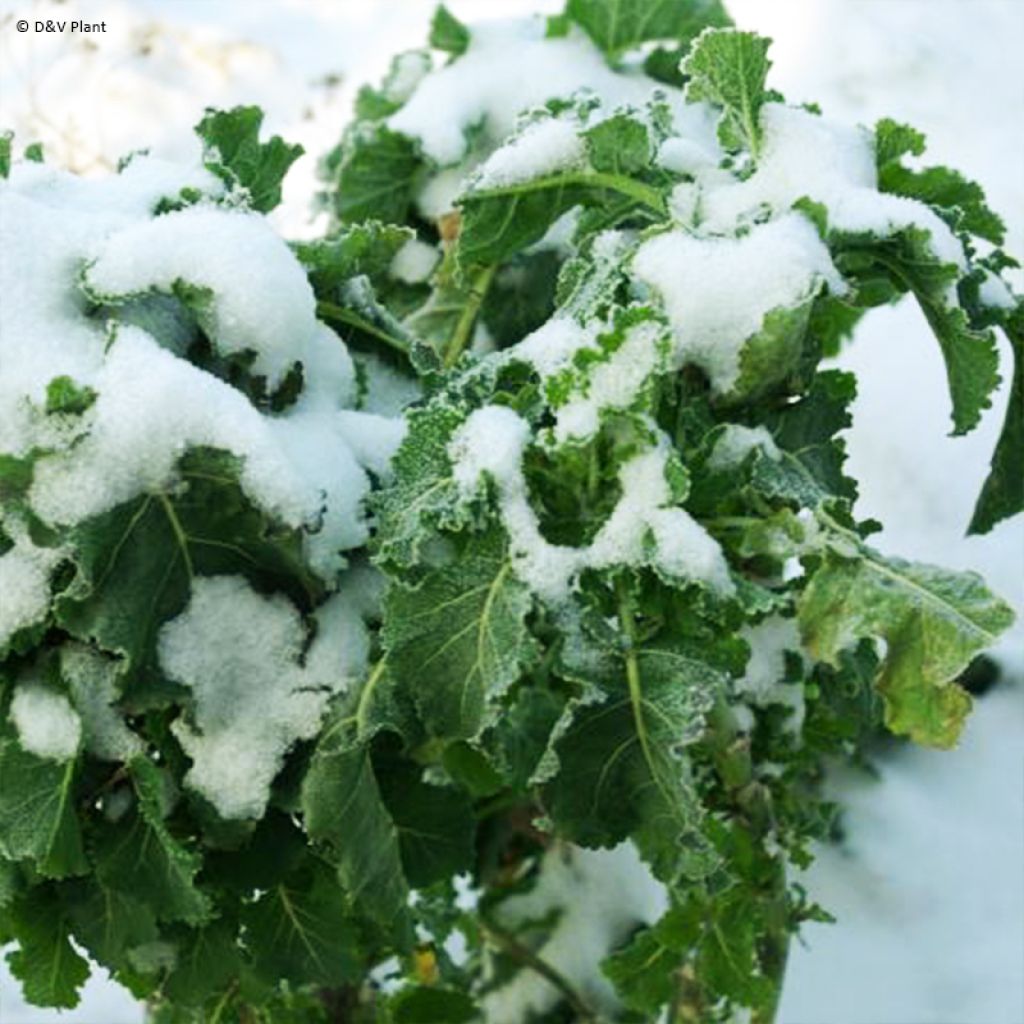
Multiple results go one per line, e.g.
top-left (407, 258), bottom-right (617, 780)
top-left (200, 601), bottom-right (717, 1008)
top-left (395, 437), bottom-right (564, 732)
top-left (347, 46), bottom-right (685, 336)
top-left (1, 3), bottom-right (1020, 1022)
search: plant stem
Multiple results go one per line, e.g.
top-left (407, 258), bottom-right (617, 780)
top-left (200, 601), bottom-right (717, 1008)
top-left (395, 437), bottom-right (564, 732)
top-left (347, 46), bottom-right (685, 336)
top-left (444, 263), bottom-right (497, 368)
top-left (316, 300), bottom-right (411, 358)
top-left (480, 914), bottom-right (596, 1022)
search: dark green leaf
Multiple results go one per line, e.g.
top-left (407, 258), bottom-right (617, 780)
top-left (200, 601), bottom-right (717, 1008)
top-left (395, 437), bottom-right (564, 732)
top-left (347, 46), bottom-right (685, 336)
top-left (93, 757), bottom-right (210, 924)
top-left (5, 887), bottom-right (90, 1009)
top-left (195, 106), bottom-right (302, 213)
top-left (970, 308), bottom-right (1024, 533)
top-left (332, 124), bottom-right (420, 225)
top-left (243, 868), bottom-right (359, 989)
top-left (55, 447), bottom-right (321, 703)
top-left (302, 723), bottom-right (411, 934)
top-left (0, 734), bottom-right (87, 878)
top-left (384, 531), bottom-right (538, 741)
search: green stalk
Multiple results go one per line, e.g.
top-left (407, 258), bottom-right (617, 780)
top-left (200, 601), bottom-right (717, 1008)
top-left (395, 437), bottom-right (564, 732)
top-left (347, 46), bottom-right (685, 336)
top-left (444, 263), bottom-right (498, 368)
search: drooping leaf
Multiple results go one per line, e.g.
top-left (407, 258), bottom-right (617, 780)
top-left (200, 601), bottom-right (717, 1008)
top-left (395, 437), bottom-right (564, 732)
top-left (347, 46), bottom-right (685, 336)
top-left (302, 721), bottom-right (411, 935)
top-left (383, 530), bottom-right (538, 741)
top-left (0, 131), bottom-right (11, 178)
top-left (93, 757), bottom-right (210, 924)
top-left (67, 880), bottom-right (158, 976)
top-left (543, 636), bottom-right (723, 884)
top-left (682, 29), bottom-right (773, 156)
top-left (970, 308), bottom-right (1024, 533)
top-left (376, 749), bottom-right (476, 888)
top-left (799, 538), bottom-right (1015, 747)
top-left (195, 106), bottom-right (303, 213)
top-left (875, 119), bottom-right (1004, 245)
top-left (833, 227), bottom-right (1000, 436)
top-left (5, 887), bottom-right (90, 1009)
top-left (162, 921), bottom-right (241, 1006)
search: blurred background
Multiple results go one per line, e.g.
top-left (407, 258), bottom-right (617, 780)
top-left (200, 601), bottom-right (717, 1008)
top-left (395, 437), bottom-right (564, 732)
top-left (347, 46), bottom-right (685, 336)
top-left (1, 1), bottom-right (1021, 1021)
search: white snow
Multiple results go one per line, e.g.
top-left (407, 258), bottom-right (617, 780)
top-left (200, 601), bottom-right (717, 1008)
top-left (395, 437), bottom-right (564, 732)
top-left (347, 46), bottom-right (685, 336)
top-left (699, 103), bottom-right (967, 271)
top-left (633, 213), bottom-right (844, 394)
top-left (707, 424), bottom-right (781, 471)
top-left (475, 114), bottom-right (587, 189)
top-left (449, 406), bottom-right (732, 601)
top-left (0, 524), bottom-right (64, 652)
top-left (157, 573), bottom-right (371, 820)
top-left (1, 156), bottom-right (398, 582)
top-left (85, 204), bottom-right (324, 387)
top-left (9, 685), bottom-right (82, 763)
top-left (388, 237), bottom-right (439, 284)
top-left (61, 644), bottom-right (144, 762)
top-left (481, 842), bottom-right (667, 1022)
top-left (737, 615), bottom-right (805, 730)
top-left (388, 18), bottom-right (717, 168)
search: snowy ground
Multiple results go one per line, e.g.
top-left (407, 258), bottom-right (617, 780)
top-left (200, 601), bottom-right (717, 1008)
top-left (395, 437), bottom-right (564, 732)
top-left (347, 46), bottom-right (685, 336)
top-left (1, 1), bottom-right (1021, 1022)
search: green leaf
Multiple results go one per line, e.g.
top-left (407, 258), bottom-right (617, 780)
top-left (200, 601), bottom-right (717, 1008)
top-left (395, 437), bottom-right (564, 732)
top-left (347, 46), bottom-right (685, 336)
top-left (195, 106), bottom-right (302, 213)
top-left (799, 535), bottom-right (1015, 747)
top-left (970, 308), bottom-right (1024, 533)
top-left (302, 723), bottom-right (411, 934)
top-left (544, 624), bottom-right (723, 884)
top-left (0, 733), bottom-right (87, 878)
top-left (55, 447), bottom-right (321, 703)
top-left (682, 29), bottom-right (772, 156)
top-left (602, 906), bottom-right (695, 1015)
top-left (45, 375), bottom-right (97, 416)
top-left (67, 881), bottom-right (158, 975)
top-left (373, 400), bottom-right (469, 568)
top-left (835, 227), bottom-right (1000, 435)
top-left (458, 165), bottom-right (665, 266)
top-left (430, 5), bottom-right (471, 56)
top-left (566, 0), bottom-right (730, 60)
top-left (5, 887), bottom-right (90, 1009)
top-left (376, 751), bottom-right (475, 888)
top-left (331, 124), bottom-right (420, 225)
top-left (242, 867), bottom-right (360, 988)
top-left (389, 985), bottom-right (478, 1022)
top-left (759, 369), bottom-right (858, 504)
top-left (384, 531), bottom-right (538, 741)
top-left (583, 112), bottom-right (653, 176)
top-left (873, 118), bottom-right (925, 169)
top-left (93, 757), bottom-right (210, 924)
top-left (163, 921), bottom-right (241, 1005)
top-left (0, 130), bottom-right (11, 178)
top-left (296, 222), bottom-right (412, 296)
top-left (875, 119), bottom-right (1004, 245)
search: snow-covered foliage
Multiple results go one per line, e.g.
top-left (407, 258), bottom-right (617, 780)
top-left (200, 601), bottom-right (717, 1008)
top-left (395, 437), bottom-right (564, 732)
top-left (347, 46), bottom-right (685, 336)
top-left (1, 2), bottom-right (1020, 1022)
